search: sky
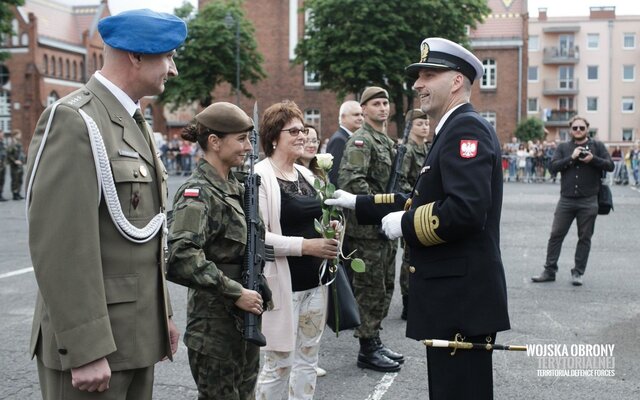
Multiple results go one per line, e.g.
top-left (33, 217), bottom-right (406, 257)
top-left (90, 0), bottom-right (640, 17)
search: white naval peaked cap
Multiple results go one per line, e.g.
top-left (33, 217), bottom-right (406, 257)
top-left (406, 37), bottom-right (484, 83)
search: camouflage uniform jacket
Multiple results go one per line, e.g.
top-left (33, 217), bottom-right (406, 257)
top-left (0, 138), bottom-right (6, 163)
top-left (338, 121), bottom-right (396, 239)
top-left (167, 159), bottom-right (247, 347)
top-left (398, 139), bottom-right (428, 193)
top-left (7, 140), bottom-right (25, 166)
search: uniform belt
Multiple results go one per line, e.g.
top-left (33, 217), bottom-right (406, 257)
top-left (217, 263), bottom-right (243, 281)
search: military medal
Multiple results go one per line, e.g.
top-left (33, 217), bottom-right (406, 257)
top-left (139, 164), bottom-right (149, 177)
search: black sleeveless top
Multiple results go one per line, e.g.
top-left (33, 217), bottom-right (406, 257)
top-left (277, 174), bottom-right (327, 292)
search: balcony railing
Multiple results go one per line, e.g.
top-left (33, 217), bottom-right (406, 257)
top-left (542, 79), bottom-right (579, 95)
top-left (542, 109), bottom-right (578, 126)
top-left (543, 46), bottom-right (580, 64)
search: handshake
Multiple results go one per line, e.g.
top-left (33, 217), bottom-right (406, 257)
top-left (324, 190), bottom-right (405, 240)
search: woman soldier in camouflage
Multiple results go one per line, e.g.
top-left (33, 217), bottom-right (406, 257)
top-left (167, 102), bottom-right (265, 400)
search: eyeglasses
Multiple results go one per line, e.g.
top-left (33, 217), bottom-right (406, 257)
top-left (281, 127), bottom-right (309, 137)
top-left (305, 139), bottom-right (319, 145)
top-left (571, 126), bottom-right (587, 131)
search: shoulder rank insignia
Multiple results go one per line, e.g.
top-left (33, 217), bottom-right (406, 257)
top-left (183, 188), bottom-right (200, 198)
top-left (354, 139), bottom-right (365, 148)
top-left (460, 140), bottom-right (478, 158)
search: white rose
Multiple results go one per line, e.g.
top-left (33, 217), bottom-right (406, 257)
top-left (315, 153), bottom-right (334, 170)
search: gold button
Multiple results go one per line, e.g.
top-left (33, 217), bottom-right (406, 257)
top-left (409, 266), bottom-right (416, 273)
top-left (139, 165), bottom-right (148, 177)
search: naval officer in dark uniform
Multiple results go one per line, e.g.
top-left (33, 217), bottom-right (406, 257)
top-left (327, 37), bottom-right (510, 399)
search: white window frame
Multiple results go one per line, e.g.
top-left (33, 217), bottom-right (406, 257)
top-left (586, 65), bottom-right (598, 81)
top-left (304, 109), bottom-right (321, 133)
top-left (481, 59), bottom-right (497, 89)
top-left (528, 66), bottom-right (538, 82)
top-left (623, 33), bottom-right (636, 49)
top-left (622, 97), bottom-right (635, 113)
top-left (480, 111), bottom-right (496, 128)
top-left (0, 91), bottom-right (10, 132)
top-left (621, 128), bottom-right (633, 142)
top-left (622, 65), bottom-right (635, 81)
top-left (527, 98), bottom-right (538, 114)
top-left (304, 64), bottom-right (321, 87)
top-left (586, 33), bottom-right (599, 49)
top-left (586, 97), bottom-right (598, 112)
top-left (528, 35), bottom-right (539, 51)
top-left (47, 91), bottom-right (59, 106)
top-left (558, 66), bottom-right (575, 89)
top-left (558, 97), bottom-right (574, 110)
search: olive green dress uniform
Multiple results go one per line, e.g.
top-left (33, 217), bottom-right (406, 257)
top-left (7, 138), bottom-right (24, 198)
top-left (338, 121), bottom-right (397, 339)
top-left (398, 139), bottom-right (428, 298)
top-left (26, 77), bottom-right (174, 399)
top-left (167, 159), bottom-right (259, 400)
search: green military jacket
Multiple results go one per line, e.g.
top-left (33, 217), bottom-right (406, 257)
top-left (167, 159), bottom-right (248, 354)
top-left (338, 121), bottom-right (396, 239)
top-left (7, 140), bottom-right (24, 167)
top-left (398, 139), bottom-right (428, 193)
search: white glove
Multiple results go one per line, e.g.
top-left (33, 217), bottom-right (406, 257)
top-left (324, 189), bottom-right (357, 210)
top-left (381, 211), bottom-right (405, 240)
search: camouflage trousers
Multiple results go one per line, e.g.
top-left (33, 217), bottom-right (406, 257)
top-left (399, 242), bottom-right (410, 296)
top-left (256, 286), bottom-right (327, 400)
top-left (10, 164), bottom-right (23, 195)
top-left (349, 237), bottom-right (397, 339)
top-left (187, 317), bottom-right (260, 400)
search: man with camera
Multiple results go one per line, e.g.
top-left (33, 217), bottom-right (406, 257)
top-left (532, 116), bottom-right (613, 286)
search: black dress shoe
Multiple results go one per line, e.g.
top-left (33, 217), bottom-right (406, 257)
top-left (357, 338), bottom-right (401, 372)
top-left (374, 337), bottom-right (404, 364)
top-left (531, 269), bottom-right (556, 283)
top-left (13, 193), bottom-right (24, 200)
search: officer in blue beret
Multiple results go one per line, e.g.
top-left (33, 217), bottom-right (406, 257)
top-left (327, 38), bottom-right (511, 399)
top-left (26, 9), bottom-right (187, 400)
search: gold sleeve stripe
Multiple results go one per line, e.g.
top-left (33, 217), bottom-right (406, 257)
top-left (374, 193), bottom-right (395, 204)
top-left (414, 202), bottom-right (445, 247)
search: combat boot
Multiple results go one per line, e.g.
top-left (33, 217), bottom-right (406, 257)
top-left (357, 338), bottom-right (401, 372)
top-left (401, 295), bottom-right (408, 320)
top-left (13, 192), bottom-right (23, 200)
top-left (374, 336), bottom-right (404, 364)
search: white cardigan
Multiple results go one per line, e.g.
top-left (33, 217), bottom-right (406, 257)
top-left (255, 158), bottom-right (316, 352)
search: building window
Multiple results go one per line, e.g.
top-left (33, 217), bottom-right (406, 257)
top-left (587, 33), bottom-right (599, 49)
top-left (622, 97), bottom-right (635, 113)
top-left (43, 55), bottom-right (48, 75)
top-left (65, 59), bottom-right (70, 79)
top-left (51, 56), bottom-right (56, 76)
top-left (58, 58), bottom-right (62, 77)
top-left (528, 66), bottom-right (538, 81)
top-left (558, 97), bottom-right (574, 110)
top-left (587, 65), bottom-right (598, 81)
top-left (527, 98), bottom-right (538, 113)
top-left (559, 66), bottom-right (574, 89)
top-left (47, 91), bottom-right (59, 106)
top-left (80, 61), bottom-right (85, 81)
top-left (144, 105), bottom-right (154, 126)
top-left (623, 65), bottom-right (635, 81)
top-left (0, 90), bottom-right (11, 132)
top-left (21, 32), bottom-right (28, 46)
top-left (11, 19), bottom-right (18, 46)
top-left (586, 97), bottom-right (598, 112)
top-left (559, 129), bottom-right (569, 142)
top-left (304, 109), bottom-right (321, 133)
top-left (528, 35), bottom-right (539, 51)
top-left (622, 129), bottom-right (633, 142)
top-left (623, 33), bottom-right (636, 49)
top-left (304, 65), bottom-right (321, 87)
top-left (480, 111), bottom-right (496, 128)
top-left (73, 61), bottom-right (77, 80)
top-left (481, 59), bottom-right (496, 89)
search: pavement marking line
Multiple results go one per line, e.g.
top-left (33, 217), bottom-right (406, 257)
top-left (0, 267), bottom-right (34, 280)
top-left (364, 372), bottom-right (398, 400)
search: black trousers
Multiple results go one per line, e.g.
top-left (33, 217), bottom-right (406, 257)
top-left (426, 333), bottom-right (496, 400)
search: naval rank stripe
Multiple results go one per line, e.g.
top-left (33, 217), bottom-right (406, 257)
top-left (414, 202), bottom-right (445, 247)
top-left (374, 193), bottom-right (395, 204)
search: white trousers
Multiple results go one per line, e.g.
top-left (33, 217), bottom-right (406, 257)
top-left (256, 285), bottom-right (327, 400)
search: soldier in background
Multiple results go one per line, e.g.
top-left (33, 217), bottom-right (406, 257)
top-left (167, 102), bottom-right (265, 399)
top-left (397, 109), bottom-right (430, 320)
top-left (338, 86), bottom-right (404, 373)
top-left (7, 129), bottom-right (25, 200)
top-left (0, 129), bottom-right (6, 201)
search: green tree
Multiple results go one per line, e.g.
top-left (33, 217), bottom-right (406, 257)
top-left (0, 0), bottom-right (25, 61)
top-left (160, 0), bottom-right (265, 108)
top-left (296, 0), bottom-right (489, 134)
top-left (514, 117), bottom-right (545, 143)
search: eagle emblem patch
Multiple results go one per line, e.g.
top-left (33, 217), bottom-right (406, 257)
top-left (459, 140), bottom-right (478, 158)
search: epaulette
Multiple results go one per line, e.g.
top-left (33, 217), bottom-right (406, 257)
top-left (63, 89), bottom-right (93, 109)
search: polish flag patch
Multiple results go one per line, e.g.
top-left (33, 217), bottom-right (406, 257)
top-left (459, 140), bottom-right (478, 158)
top-left (354, 140), bottom-right (365, 148)
top-left (183, 188), bottom-right (200, 197)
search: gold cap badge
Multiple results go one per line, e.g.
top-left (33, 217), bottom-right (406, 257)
top-left (420, 42), bottom-right (430, 63)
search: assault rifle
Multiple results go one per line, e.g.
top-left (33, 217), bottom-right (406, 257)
top-left (242, 102), bottom-right (274, 346)
top-left (385, 115), bottom-right (412, 193)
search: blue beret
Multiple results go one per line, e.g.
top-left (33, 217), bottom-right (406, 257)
top-left (406, 38), bottom-right (484, 83)
top-left (98, 9), bottom-right (187, 54)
